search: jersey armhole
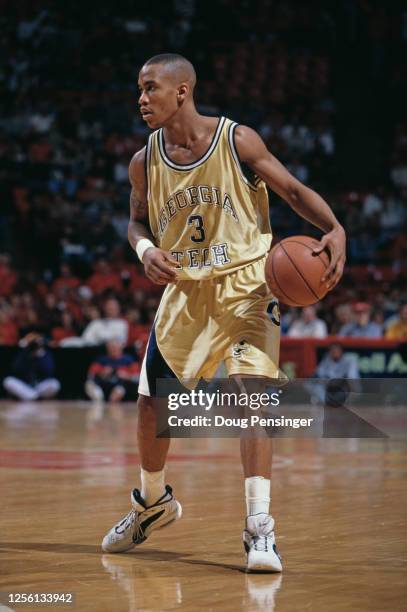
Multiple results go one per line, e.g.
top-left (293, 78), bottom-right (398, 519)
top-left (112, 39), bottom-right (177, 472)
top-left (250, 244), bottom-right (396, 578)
top-left (227, 122), bottom-right (259, 191)
top-left (145, 133), bottom-right (153, 201)
top-left (144, 133), bottom-right (156, 238)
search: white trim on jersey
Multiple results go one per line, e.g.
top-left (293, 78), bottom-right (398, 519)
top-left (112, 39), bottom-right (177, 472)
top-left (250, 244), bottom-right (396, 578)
top-left (145, 132), bottom-right (153, 202)
top-left (157, 116), bottom-right (226, 171)
top-left (138, 344), bottom-right (151, 397)
top-left (227, 122), bottom-right (258, 191)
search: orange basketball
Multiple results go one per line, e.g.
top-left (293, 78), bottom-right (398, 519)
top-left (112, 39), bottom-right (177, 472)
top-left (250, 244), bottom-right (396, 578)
top-left (266, 235), bottom-right (330, 306)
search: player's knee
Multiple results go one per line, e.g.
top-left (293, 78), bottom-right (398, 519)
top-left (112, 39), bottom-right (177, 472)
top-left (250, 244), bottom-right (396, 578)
top-left (137, 395), bottom-right (157, 422)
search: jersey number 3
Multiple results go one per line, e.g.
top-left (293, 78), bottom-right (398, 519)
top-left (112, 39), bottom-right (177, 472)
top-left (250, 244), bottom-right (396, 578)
top-left (188, 215), bottom-right (205, 243)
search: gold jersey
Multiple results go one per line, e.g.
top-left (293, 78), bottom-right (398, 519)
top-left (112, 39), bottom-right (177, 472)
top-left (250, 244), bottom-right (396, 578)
top-left (146, 116), bottom-right (272, 280)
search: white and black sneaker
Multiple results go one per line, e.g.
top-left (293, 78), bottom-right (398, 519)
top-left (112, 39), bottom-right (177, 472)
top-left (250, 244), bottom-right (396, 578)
top-left (102, 485), bottom-right (182, 553)
top-left (243, 513), bottom-right (282, 573)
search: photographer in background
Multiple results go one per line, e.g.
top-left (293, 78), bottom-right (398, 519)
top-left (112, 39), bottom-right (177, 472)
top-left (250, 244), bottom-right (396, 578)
top-left (3, 333), bottom-right (60, 401)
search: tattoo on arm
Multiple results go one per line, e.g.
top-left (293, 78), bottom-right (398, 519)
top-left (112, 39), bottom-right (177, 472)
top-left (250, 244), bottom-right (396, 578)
top-left (128, 186), bottom-right (154, 247)
top-left (128, 148), bottom-right (154, 246)
top-left (130, 188), bottom-right (148, 222)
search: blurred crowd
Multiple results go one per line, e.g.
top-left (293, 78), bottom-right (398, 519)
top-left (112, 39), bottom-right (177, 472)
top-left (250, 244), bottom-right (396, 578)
top-left (0, 257), bottom-right (157, 353)
top-left (0, 0), bottom-right (406, 349)
top-left (283, 302), bottom-right (407, 340)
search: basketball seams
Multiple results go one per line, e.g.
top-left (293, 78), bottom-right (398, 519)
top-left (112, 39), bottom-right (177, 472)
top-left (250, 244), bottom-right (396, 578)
top-left (270, 246), bottom-right (305, 306)
top-left (284, 239), bottom-right (330, 270)
top-left (280, 243), bottom-right (321, 301)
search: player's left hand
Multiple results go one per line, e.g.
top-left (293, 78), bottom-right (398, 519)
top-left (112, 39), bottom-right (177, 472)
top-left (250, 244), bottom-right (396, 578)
top-left (313, 225), bottom-right (346, 290)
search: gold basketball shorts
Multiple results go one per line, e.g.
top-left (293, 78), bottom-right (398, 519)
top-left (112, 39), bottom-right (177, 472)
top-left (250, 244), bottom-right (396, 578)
top-left (138, 257), bottom-right (281, 397)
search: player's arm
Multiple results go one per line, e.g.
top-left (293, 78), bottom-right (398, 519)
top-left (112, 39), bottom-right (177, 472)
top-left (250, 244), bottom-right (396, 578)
top-left (234, 126), bottom-right (346, 289)
top-left (128, 149), bottom-right (178, 285)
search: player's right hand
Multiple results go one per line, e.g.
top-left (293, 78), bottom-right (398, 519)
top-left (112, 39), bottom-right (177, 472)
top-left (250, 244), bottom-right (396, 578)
top-left (142, 247), bottom-right (179, 284)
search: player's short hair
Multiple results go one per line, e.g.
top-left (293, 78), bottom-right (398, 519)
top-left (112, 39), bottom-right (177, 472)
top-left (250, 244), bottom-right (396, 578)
top-left (143, 53), bottom-right (196, 89)
top-left (144, 52), bottom-right (193, 69)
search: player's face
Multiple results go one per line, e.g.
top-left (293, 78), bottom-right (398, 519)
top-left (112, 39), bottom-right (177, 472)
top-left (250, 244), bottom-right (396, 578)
top-left (138, 65), bottom-right (180, 129)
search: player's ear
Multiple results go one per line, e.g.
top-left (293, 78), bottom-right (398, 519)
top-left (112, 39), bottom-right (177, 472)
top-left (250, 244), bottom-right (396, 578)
top-left (177, 83), bottom-right (188, 105)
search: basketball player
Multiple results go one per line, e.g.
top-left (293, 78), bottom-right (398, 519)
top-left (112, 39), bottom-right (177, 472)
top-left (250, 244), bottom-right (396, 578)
top-left (102, 54), bottom-right (346, 572)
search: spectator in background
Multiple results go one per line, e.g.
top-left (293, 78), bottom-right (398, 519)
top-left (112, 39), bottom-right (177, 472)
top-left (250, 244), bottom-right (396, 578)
top-left (0, 305), bottom-right (18, 345)
top-left (390, 154), bottom-right (407, 189)
top-left (3, 333), bottom-right (60, 400)
top-left (308, 343), bottom-right (360, 404)
top-left (111, 208), bottom-right (129, 241)
top-left (280, 116), bottom-right (314, 154)
top-left (331, 303), bottom-right (353, 335)
top-left (279, 306), bottom-right (296, 335)
top-left (51, 311), bottom-right (77, 345)
top-left (338, 302), bottom-right (382, 338)
top-left (314, 121), bottom-right (335, 156)
top-left (287, 305), bottom-right (327, 338)
top-left (85, 339), bottom-right (140, 402)
top-left (81, 303), bottom-right (102, 325)
top-left (379, 191), bottom-right (406, 236)
top-left (86, 259), bottom-right (122, 296)
top-left (362, 186), bottom-right (384, 218)
top-left (61, 297), bottom-right (128, 347)
top-left (126, 307), bottom-right (150, 354)
top-left (315, 343), bottom-right (360, 380)
top-left (38, 293), bottom-right (61, 332)
top-left (386, 303), bottom-right (407, 339)
top-left (286, 156), bottom-right (309, 183)
top-left (0, 254), bottom-right (18, 297)
top-left (371, 309), bottom-right (385, 334)
top-left (52, 263), bottom-right (80, 297)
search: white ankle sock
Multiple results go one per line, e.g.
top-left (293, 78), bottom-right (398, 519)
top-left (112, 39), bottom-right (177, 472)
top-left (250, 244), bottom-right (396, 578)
top-left (140, 468), bottom-right (166, 506)
top-left (245, 476), bottom-right (271, 516)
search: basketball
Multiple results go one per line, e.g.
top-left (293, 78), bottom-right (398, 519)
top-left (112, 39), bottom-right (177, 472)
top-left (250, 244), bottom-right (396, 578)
top-left (266, 235), bottom-right (330, 306)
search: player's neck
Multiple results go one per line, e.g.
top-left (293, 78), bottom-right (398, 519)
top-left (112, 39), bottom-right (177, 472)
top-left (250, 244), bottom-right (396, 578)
top-left (162, 106), bottom-right (214, 147)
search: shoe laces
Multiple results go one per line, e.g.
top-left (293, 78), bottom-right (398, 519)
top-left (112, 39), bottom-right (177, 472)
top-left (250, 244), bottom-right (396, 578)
top-left (246, 515), bottom-right (274, 552)
top-left (116, 508), bottom-right (146, 542)
top-left (133, 521), bottom-right (145, 541)
top-left (252, 535), bottom-right (271, 552)
top-left (116, 509), bottom-right (136, 534)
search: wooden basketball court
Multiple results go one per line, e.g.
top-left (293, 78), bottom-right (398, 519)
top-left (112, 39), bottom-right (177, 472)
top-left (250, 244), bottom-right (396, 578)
top-left (1, 400), bottom-right (406, 611)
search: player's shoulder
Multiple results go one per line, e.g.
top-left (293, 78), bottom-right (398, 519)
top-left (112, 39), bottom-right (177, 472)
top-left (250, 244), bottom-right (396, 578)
top-left (233, 124), bottom-right (262, 146)
top-left (231, 124), bottom-right (265, 162)
top-left (130, 146), bottom-right (147, 170)
top-left (129, 146), bottom-right (147, 183)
